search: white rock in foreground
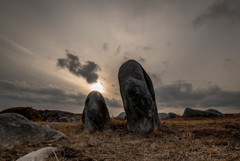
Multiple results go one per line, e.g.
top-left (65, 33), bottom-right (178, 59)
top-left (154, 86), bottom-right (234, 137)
top-left (16, 147), bottom-right (57, 161)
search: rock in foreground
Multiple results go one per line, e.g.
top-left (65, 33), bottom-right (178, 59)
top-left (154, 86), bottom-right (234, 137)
top-left (118, 59), bottom-right (160, 133)
top-left (82, 91), bottom-right (110, 131)
top-left (182, 108), bottom-right (224, 118)
top-left (0, 113), bottom-right (65, 150)
top-left (17, 147), bottom-right (57, 161)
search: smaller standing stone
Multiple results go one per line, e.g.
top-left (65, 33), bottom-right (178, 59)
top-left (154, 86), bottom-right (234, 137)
top-left (82, 91), bottom-right (110, 131)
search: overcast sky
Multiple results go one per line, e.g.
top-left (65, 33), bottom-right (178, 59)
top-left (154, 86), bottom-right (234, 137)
top-left (0, 0), bottom-right (240, 116)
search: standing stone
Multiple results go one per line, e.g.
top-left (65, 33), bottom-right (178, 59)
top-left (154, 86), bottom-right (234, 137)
top-left (118, 59), bottom-right (160, 133)
top-left (82, 91), bottom-right (110, 131)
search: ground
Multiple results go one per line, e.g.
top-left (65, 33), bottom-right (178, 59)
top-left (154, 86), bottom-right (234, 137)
top-left (1, 115), bottom-right (240, 161)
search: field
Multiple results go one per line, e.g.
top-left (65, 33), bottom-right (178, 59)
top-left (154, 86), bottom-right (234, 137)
top-left (1, 115), bottom-right (240, 161)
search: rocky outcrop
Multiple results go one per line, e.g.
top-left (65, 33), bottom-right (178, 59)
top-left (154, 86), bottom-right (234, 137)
top-left (39, 110), bottom-right (82, 122)
top-left (16, 147), bottom-right (57, 161)
top-left (118, 59), bottom-right (160, 133)
top-left (0, 113), bottom-right (65, 150)
top-left (182, 108), bottom-right (224, 118)
top-left (0, 107), bottom-right (43, 121)
top-left (158, 112), bottom-right (177, 120)
top-left (82, 91), bottom-right (110, 131)
top-left (116, 112), bottom-right (126, 119)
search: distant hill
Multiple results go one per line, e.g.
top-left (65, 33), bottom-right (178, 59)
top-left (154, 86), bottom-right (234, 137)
top-left (0, 107), bottom-right (82, 122)
top-left (0, 107), bottom-right (43, 121)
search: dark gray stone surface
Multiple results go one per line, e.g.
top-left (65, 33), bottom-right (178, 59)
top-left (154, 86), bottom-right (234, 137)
top-left (158, 112), bottom-right (177, 120)
top-left (118, 59), bottom-right (160, 133)
top-left (182, 108), bottom-right (224, 118)
top-left (116, 112), bottom-right (126, 119)
top-left (0, 113), bottom-right (65, 150)
top-left (82, 91), bottom-right (110, 131)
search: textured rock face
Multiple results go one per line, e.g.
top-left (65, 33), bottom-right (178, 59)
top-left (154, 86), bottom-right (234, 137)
top-left (0, 113), bottom-right (65, 150)
top-left (17, 147), bottom-right (57, 161)
top-left (82, 91), bottom-right (110, 131)
top-left (182, 108), bottom-right (224, 118)
top-left (159, 113), bottom-right (177, 120)
top-left (116, 112), bottom-right (126, 119)
top-left (118, 60), bottom-right (160, 133)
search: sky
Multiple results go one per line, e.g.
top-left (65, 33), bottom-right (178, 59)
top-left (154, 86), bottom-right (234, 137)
top-left (0, 0), bottom-right (240, 116)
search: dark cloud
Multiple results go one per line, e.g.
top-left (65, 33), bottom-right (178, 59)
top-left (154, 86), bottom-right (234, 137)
top-left (139, 57), bottom-right (145, 63)
top-left (150, 73), bottom-right (162, 85)
top-left (193, 0), bottom-right (240, 27)
top-left (225, 58), bottom-right (236, 64)
top-left (57, 51), bottom-right (100, 83)
top-left (102, 43), bottom-right (109, 51)
top-left (105, 97), bottom-right (122, 108)
top-left (0, 80), bottom-right (86, 105)
top-left (114, 45), bottom-right (121, 55)
top-left (136, 45), bottom-right (153, 51)
top-left (155, 80), bottom-right (240, 108)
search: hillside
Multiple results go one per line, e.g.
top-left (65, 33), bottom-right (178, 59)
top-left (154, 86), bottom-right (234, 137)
top-left (1, 115), bottom-right (240, 160)
top-left (0, 107), bottom-right (82, 122)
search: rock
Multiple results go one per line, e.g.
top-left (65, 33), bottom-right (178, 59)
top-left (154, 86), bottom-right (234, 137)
top-left (182, 108), bottom-right (224, 118)
top-left (158, 113), bottom-right (168, 120)
top-left (39, 110), bottom-right (82, 122)
top-left (0, 107), bottom-right (43, 121)
top-left (158, 112), bottom-right (177, 120)
top-left (116, 112), bottom-right (126, 119)
top-left (0, 113), bottom-right (65, 150)
top-left (82, 91), bottom-right (110, 131)
top-left (58, 116), bottom-right (70, 122)
top-left (206, 109), bottom-right (224, 117)
top-left (16, 147), bottom-right (57, 161)
top-left (118, 59), bottom-right (160, 133)
top-left (167, 112), bottom-right (177, 119)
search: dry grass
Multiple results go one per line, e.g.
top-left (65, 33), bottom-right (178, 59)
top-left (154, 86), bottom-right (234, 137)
top-left (1, 115), bottom-right (240, 161)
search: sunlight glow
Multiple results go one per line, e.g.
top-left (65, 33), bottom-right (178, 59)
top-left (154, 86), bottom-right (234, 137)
top-left (90, 82), bottom-right (104, 93)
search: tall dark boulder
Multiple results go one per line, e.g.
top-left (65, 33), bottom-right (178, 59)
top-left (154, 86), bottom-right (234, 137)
top-left (118, 59), bottom-right (160, 133)
top-left (82, 91), bottom-right (110, 131)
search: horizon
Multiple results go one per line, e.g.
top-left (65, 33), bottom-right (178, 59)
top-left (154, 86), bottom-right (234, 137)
top-left (1, 0), bottom-right (240, 116)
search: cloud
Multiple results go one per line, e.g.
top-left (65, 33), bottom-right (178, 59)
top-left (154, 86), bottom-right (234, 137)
top-left (57, 50), bottom-right (100, 83)
top-left (155, 80), bottom-right (240, 108)
top-left (102, 43), bottom-right (109, 51)
top-left (114, 45), bottom-right (121, 55)
top-left (193, 0), bottom-right (240, 27)
top-left (138, 57), bottom-right (145, 63)
top-left (105, 97), bottom-right (122, 108)
top-left (0, 80), bottom-right (86, 105)
top-left (224, 58), bottom-right (236, 64)
top-left (150, 73), bottom-right (162, 85)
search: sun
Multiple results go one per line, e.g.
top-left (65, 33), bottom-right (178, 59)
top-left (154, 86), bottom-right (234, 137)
top-left (90, 82), bottom-right (104, 93)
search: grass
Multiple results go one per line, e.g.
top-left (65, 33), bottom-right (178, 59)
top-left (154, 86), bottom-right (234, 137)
top-left (1, 115), bottom-right (240, 161)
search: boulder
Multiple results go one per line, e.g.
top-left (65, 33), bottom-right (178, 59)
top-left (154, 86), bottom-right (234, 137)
top-left (58, 116), bottom-right (70, 122)
top-left (167, 112), bottom-right (177, 119)
top-left (158, 113), bottom-right (168, 120)
top-left (206, 109), bottom-right (224, 117)
top-left (0, 113), bottom-right (65, 150)
top-left (116, 112), bottom-right (126, 119)
top-left (182, 108), bottom-right (224, 118)
top-left (82, 91), bottom-right (110, 131)
top-left (118, 59), bottom-right (160, 133)
top-left (16, 147), bottom-right (57, 161)
top-left (158, 112), bottom-right (177, 120)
